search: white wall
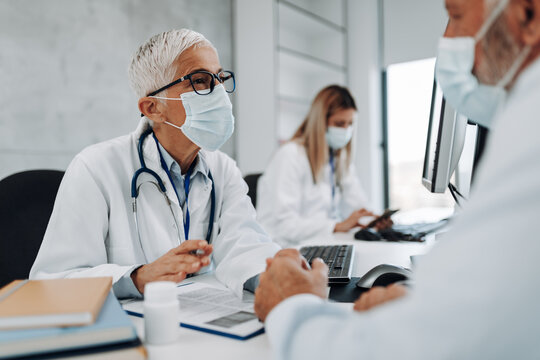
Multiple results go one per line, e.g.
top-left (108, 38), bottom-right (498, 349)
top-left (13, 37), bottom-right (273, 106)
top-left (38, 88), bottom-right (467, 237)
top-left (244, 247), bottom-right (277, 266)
top-left (382, 0), bottom-right (448, 66)
top-left (1, 0), bottom-right (450, 204)
top-left (0, 0), bottom-right (233, 180)
top-left (348, 0), bottom-right (385, 212)
top-left (233, 0), bottom-right (276, 175)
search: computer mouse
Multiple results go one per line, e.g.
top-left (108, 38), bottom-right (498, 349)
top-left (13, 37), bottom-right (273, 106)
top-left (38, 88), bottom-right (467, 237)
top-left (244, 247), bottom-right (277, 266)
top-left (354, 228), bottom-right (383, 241)
top-left (355, 264), bottom-right (412, 288)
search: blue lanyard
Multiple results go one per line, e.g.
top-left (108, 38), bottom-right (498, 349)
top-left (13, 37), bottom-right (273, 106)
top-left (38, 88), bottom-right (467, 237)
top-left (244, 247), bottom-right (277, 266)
top-left (152, 134), bottom-right (195, 240)
top-left (329, 151), bottom-right (336, 201)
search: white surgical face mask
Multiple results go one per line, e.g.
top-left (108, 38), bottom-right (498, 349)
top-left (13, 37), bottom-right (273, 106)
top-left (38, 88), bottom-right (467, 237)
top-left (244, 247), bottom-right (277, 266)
top-left (435, 0), bottom-right (530, 129)
top-left (151, 84), bottom-right (234, 151)
top-left (326, 126), bottom-right (353, 150)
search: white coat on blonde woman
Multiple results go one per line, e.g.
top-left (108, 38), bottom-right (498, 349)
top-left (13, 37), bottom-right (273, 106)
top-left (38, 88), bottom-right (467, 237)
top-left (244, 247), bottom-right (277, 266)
top-left (257, 141), bottom-right (369, 248)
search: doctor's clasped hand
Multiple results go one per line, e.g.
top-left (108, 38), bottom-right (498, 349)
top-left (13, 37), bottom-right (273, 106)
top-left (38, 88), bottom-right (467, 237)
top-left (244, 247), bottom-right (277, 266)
top-left (130, 240), bottom-right (212, 294)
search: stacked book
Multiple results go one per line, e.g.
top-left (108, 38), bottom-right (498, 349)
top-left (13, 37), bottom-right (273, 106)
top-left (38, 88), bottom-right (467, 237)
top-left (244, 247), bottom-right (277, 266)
top-left (0, 277), bottom-right (145, 359)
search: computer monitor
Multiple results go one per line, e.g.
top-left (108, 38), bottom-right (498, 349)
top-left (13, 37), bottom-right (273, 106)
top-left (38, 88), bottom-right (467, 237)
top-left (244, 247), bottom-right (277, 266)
top-left (422, 80), bottom-right (468, 193)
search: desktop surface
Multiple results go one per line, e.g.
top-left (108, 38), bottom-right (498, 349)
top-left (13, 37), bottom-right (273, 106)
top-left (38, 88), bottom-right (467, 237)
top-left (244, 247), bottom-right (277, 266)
top-left (125, 232), bottom-right (433, 359)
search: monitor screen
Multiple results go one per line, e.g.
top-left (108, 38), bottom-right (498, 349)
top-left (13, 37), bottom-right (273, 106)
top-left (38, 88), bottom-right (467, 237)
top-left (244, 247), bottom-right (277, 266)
top-left (422, 80), bottom-right (468, 193)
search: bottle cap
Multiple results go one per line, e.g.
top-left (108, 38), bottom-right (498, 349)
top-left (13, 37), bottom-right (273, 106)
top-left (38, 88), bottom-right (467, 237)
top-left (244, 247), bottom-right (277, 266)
top-left (144, 281), bottom-right (177, 304)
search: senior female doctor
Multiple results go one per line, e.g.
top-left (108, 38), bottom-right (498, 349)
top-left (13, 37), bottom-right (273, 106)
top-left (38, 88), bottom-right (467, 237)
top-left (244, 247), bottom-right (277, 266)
top-left (257, 85), bottom-right (390, 247)
top-left (30, 29), bottom-right (280, 298)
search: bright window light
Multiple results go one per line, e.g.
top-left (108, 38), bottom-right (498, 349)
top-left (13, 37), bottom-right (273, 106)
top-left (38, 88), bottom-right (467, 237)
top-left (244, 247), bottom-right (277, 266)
top-left (386, 58), bottom-right (454, 211)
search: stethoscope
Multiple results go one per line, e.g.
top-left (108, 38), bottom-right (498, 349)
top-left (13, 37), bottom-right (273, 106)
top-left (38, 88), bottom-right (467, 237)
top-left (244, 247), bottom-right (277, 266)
top-left (131, 128), bottom-right (216, 261)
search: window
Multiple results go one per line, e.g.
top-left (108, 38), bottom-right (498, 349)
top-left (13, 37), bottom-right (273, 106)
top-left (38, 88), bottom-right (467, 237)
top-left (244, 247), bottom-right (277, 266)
top-left (385, 58), bottom-right (454, 211)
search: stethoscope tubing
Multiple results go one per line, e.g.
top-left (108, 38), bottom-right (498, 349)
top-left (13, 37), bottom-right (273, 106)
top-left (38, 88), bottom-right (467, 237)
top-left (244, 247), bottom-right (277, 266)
top-left (130, 128), bottom-right (216, 262)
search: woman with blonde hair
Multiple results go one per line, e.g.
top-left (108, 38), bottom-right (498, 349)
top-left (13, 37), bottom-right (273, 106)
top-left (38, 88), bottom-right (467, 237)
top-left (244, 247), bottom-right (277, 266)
top-left (257, 85), bottom-right (386, 247)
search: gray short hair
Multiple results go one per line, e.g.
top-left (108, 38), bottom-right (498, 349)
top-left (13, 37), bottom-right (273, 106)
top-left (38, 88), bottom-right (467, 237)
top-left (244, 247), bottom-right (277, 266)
top-left (128, 29), bottom-right (216, 98)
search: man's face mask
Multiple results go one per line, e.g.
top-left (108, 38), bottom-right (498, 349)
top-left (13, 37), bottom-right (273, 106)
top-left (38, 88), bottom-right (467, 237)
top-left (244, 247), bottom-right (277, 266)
top-left (151, 84), bottom-right (234, 151)
top-left (435, 0), bottom-right (531, 129)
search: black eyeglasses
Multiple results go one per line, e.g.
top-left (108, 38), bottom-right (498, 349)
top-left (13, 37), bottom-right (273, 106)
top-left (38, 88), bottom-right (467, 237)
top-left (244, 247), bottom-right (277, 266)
top-left (147, 70), bottom-right (236, 97)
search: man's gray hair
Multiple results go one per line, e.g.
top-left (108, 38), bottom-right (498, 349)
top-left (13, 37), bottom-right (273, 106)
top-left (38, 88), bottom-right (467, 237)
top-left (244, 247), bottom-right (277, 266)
top-left (128, 29), bottom-right (216, 98)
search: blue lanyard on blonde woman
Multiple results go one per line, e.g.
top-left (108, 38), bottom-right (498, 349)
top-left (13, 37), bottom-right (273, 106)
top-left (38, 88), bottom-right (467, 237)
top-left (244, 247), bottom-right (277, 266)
top-left (329, 150), bottom-right (336, 201)
top-left (329, 150), bottom-right (338, 218)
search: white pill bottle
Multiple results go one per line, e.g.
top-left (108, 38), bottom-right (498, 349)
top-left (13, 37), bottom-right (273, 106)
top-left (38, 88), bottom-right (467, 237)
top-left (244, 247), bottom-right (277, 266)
top-left (143, 281), bottom-right (180, 345)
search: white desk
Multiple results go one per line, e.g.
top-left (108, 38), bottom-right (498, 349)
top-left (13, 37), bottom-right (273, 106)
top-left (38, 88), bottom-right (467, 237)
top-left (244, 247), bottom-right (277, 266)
top-left (127, 233), bottom-right (434, 360)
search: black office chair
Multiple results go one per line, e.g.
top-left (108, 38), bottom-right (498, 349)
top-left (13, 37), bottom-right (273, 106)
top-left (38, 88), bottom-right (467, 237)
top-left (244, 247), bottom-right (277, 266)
top-left (244, 173), bottom-right (262, 208)
top-left (0, 170), bottom-right (64, 287)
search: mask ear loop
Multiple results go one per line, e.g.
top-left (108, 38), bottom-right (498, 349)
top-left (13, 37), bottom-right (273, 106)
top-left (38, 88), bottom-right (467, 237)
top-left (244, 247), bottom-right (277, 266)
top-left (474, 0), bottom-right (510, 42)
top-left (146, 96), bottom-right (186, 130)
top-left (164, 121), bottom-right (183, 131)
top-left (497, 45), bottom-right (532, 88)
top-left (473, 0), bottom-right (530, 88)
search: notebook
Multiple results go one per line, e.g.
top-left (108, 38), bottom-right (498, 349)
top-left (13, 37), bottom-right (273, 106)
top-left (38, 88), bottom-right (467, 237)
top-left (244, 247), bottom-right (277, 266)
top-left (0, 292), bottom-right (139, 359)
top-left (0, 277), bottom-right (112, 330)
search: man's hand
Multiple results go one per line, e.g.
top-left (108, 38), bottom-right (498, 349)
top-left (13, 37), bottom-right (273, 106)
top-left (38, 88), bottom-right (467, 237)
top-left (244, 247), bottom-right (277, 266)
top-left (266, 248), bottom-right (311, 269)
top-left (353, 284), bottom-right (407, 312)
top-left (254, 249), bottom-right (328, 322)
top-left (131, 240), bottom-right (213, 294)
top-left (335, 208), bottom-right (374, 233)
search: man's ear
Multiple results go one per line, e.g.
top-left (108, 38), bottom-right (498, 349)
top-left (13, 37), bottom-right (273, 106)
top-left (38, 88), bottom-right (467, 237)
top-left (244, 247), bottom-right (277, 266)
top-left (520, 0), bottom-right (540, 45)
top-left (138, 97), bottom-right (166, 124)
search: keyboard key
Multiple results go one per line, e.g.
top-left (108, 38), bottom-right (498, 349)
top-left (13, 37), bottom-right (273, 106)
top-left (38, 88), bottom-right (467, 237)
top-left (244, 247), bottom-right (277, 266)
top-left (299, 244), bottom-right (354, 284)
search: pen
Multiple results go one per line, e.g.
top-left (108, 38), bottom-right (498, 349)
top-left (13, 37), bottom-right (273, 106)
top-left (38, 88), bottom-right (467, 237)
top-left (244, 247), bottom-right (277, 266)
top-left (189, 249), bottom-right (206, 256)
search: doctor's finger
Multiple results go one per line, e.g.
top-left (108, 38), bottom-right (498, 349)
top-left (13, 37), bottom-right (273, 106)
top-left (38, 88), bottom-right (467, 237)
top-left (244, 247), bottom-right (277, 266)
top-left (173, 254), bottom-right (211, 268)
top-left (173, 240), bottom-right (209, 254)
top-left (357, 208), bottom-right (375, 217)
top-left (170, 253), bottom-right (204, 265)
top-left (168, 261), bottom-right (205, 275)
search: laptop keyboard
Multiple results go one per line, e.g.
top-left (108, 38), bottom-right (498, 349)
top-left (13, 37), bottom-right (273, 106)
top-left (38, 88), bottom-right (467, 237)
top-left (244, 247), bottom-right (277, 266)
top-left (300, 245), bottom-right (354, 284)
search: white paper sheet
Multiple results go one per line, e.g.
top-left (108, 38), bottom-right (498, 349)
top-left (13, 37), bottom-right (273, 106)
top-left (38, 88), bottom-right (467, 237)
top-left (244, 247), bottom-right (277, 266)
top-left (122, 282), bottom-right (263, 340)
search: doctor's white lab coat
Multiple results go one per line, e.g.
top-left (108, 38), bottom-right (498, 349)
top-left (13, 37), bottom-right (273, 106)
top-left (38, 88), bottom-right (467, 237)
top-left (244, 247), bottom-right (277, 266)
top-left (30, 118), bottom-right (280, 298)
top-left (257, 142), bottom-right (369, 247)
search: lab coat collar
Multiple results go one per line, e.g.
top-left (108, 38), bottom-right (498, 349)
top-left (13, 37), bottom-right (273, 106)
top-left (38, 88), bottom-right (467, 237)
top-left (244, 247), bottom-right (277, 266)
top-left (156, 140), bottom-right (210, 184)
top-left (133, 117), bottom-right (211, 206)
